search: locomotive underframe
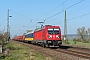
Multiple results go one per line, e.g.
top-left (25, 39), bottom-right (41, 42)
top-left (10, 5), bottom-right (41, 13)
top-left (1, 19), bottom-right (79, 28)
top-left (32, 40), bottom-right (62, 47)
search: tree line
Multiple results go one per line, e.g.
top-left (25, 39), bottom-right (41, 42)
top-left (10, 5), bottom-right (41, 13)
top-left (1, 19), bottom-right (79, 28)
top-left (73, 27), bottom-right (90, 43)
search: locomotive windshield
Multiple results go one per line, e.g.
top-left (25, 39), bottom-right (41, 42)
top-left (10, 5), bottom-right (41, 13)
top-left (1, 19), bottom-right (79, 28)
top-left (48, 28), bottom-right (59, 34)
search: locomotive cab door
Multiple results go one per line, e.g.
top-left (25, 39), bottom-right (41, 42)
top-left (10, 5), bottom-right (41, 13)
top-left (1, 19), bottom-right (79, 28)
top-left (42, 29), bottom-right (46, 40)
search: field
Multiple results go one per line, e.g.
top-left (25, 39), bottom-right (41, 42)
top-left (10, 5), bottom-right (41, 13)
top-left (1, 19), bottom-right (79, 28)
top-left (63, 40), bottom-right (90, 49)
top-left (1, 40), bottom-right (90, 60)
top-left (0, 41), bottom-right (53, 60)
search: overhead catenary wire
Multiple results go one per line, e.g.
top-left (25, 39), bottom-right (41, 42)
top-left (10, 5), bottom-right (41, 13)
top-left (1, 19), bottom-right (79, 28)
top-left (53, 5), bottom-right (90, 25)
top-left (44, 0), bottom-right (68, 15)
top-left (10, 0), bottom-right (68, 29)
top-left (67, 5), bottom-right (90, 16)
top-left (36, 0), bottom-right (68, 21)
top-left (65, 0), bottom-right (84, 10)
top-left (53, 12), bottom-right (90, 25)
top-left (10, 10), bottom-right (32, 21)
top-left (44, 0), bottom-right (84, 22)
top-left (9, 10), bottom-right (35, 33)
top-left (67, 13), bottom-right (90, 21)
top-left (9, 10), bottom-right (35, 28)
top-left (9, 0), bottom-right (85, 30)
top-left (33, 0), bottom-right (85, 28)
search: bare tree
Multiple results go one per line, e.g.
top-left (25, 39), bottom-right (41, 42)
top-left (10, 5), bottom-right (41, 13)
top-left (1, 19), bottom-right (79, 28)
top-left (76, 27), bottom-right (90, 43)
top-left (87, 28), bottom-right (90, 42)
top-left (77, 27), bottom-right (86, 42)
top-left (88, 28), bottom-right (90, 36)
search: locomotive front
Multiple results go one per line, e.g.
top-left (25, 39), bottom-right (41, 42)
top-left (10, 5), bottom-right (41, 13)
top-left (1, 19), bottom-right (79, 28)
top-left (44, 26), bottom-right (62, 47)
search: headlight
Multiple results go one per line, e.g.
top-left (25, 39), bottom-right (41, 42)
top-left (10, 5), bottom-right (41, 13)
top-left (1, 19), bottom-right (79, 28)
top-left (48, 35), bottom-right (52, 38)
top-left (56, 35), bottom-right (60, 38)
top-left (48, 36), bottom-right (50, 38)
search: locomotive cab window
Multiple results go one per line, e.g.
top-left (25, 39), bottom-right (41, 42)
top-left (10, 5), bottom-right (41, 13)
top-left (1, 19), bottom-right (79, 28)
top-left (54, 28), bottom-right (59, 34)
top-left (48, 28), bottom-right (53, 34)
top-left (48, 28), bottom-right (59, 34)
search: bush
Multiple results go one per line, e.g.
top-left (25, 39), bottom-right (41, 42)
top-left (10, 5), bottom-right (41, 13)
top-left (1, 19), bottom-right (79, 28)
top-left (73, 38), bottom-right (82, 42)
top-left (0, 32), bottom-right (7, 46)
top-left (0, 54), bottom-right (5, 60)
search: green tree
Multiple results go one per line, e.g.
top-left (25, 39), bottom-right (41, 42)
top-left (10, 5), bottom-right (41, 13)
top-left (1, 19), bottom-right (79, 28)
top-left (35, 27), bottom-right (40, 31)
top-left (23, 33), bottom-right (26, 35)
top-left (26, 30), bottom-right (33, 33)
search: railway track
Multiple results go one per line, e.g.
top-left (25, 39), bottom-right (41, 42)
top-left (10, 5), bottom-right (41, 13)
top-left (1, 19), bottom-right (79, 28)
top-left (18, 41), bottom-right (90, 60)
top-left (55, 48), bottom-right (90, 59)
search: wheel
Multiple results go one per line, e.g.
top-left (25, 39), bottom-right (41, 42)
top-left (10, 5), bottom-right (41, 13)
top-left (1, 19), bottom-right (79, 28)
top-left (45, 44), bottom-right (49, 48)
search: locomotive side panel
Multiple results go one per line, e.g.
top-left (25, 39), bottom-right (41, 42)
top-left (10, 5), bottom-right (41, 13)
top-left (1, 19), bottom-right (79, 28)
top-left (34, 30), bottom-right (43, 40)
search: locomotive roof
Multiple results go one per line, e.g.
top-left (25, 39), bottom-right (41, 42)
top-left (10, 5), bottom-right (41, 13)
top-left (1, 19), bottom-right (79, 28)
top-left (34, 25), bottom-right (60, 32)
top-left (25, 31), bottom-right (34, 35)
top-left (44, 25), bottom-right (60, 28)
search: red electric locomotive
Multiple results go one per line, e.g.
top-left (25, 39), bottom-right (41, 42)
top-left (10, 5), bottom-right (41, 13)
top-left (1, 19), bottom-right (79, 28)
top-left (33, 25), bottom-right (62, 47)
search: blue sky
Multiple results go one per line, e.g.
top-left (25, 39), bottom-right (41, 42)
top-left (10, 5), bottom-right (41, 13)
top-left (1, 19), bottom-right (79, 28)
top-left (0, 0), bottom-right (90, 37)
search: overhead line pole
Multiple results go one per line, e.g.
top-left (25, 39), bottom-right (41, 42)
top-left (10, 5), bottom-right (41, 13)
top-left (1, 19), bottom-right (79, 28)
top-left (7, 9), bottom-right (10, 42)
top-left (7, 9), bottom-right (12, 42)
top-left (64, 10), bottom-right (67, 41)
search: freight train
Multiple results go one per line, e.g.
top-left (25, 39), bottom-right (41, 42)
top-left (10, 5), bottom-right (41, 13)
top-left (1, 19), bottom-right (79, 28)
top-left (12, 25), bottom-right (62, 47)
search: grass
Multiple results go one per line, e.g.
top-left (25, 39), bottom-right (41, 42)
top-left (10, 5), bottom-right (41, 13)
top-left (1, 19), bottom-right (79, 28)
top-left (63, 40), bottom-right (90, 48)
top-left (0, 41), bottom-right (54, 60)
top-left (67, 40), bottom-right (90, 44)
